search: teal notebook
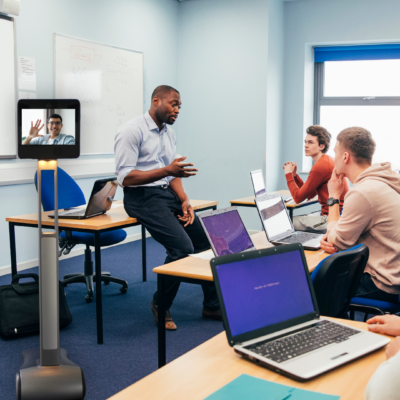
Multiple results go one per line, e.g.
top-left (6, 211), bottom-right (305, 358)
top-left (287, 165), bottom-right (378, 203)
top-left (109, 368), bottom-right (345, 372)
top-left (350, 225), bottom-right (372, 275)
top-left (204, 374), bottom-right (340, 400)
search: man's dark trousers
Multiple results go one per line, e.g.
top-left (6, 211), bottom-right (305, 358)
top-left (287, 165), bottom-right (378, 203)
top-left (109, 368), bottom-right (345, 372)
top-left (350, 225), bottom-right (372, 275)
top-left (123, 185), bottom-right (220, 311)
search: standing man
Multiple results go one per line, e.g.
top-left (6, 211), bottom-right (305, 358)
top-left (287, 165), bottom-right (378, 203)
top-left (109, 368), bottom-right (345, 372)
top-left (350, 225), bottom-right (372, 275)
top-left (114, 85), bottom-right (221, 330)
top-left (282, 125), bottom-right (349, 233)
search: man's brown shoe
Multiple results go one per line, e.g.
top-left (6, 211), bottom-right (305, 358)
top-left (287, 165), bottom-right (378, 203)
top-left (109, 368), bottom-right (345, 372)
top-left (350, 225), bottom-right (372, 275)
top-left (202, 307), bottom-right (223, 321)
top-left (151, 300), bottom-right (177, 331)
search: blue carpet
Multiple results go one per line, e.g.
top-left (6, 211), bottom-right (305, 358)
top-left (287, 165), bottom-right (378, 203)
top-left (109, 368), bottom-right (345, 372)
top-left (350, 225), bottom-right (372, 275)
top-left (0, 238), bottom-right (224, 400)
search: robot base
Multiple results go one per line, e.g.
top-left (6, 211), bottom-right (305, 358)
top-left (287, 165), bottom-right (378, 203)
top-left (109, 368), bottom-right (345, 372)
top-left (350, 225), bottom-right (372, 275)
top-left (16, 348), bottom-right (85, 400)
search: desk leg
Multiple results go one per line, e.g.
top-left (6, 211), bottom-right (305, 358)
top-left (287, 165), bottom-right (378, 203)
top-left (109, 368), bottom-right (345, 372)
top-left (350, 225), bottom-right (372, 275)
top-left (142, 225), bottom-right (147, 282)
top-left (94, 231), bottom-right (103, 345)
top-left (9, 223), bottom-right (17, 277)
top-left (158, 274), bottom-right (166, 368)
top-left (289, 208), bottom-right (294, 221)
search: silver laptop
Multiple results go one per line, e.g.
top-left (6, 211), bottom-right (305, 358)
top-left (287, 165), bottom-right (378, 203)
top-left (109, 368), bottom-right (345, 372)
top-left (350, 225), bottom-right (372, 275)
top-left (198, 207), bottom-right (256, 256)
top-left (210, 244), bottom-right (390, 381)
top-left (251, 169), bottom-right (292, 202)
top-left (49, 178), bottom-right (118, 219)
top-left (255, 192), bottom-right (322, 250)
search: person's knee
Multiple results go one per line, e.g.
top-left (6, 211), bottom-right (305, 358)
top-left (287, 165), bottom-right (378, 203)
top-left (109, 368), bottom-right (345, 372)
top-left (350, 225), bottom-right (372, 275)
top-left (169, 241), bottom-right (194, 261)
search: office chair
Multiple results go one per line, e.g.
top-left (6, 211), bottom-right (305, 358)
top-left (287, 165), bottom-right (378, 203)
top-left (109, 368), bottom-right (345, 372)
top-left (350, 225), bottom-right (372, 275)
top-left (311, 244), bottom-right (369, 318)
top-left (349, 294), bottom-right (400, 322)
top-left (35, 168), bottom-right (128, 303)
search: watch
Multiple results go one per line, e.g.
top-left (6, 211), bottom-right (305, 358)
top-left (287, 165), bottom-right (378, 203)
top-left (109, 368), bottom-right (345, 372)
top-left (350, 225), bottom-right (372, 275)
top-left (327, 198), bottom-right (340, 206)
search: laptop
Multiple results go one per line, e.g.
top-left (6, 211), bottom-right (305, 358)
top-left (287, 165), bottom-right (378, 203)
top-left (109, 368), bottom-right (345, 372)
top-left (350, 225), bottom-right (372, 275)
top-left (198, 207), bottom-right (256, 257)
top-left (49, 178), bottom-right (118, 219)
top-left (251, 169), bottom-right (292, 202)
top-left (210, 244), bottom-right (390, 381)
top-left (255, 192), bottom-right (322, 250)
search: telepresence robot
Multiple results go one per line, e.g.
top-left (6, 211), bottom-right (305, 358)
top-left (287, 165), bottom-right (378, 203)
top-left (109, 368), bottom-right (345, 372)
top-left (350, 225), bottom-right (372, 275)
top-left (16, 100), bottom-right (85, 400)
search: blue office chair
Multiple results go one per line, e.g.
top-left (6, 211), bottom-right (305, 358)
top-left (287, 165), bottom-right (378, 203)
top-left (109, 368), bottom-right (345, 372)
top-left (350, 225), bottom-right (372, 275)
top-left (311, 244), bottom-right (369, 318)
top-left (35, 168), bottom-right (128, 303)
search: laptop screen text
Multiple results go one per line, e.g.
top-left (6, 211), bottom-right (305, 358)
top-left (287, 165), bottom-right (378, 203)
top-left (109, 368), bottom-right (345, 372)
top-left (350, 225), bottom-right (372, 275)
top-left (216, 250), bottom-right (315, 337)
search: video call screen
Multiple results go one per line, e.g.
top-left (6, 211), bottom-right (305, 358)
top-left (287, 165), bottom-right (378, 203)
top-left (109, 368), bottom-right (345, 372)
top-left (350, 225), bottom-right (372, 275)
top-left (257, 197), bottom-right (292, 239)
top-left (216, 250), bottom-right (315, 337)
top-left (21, 109), bottom-right (76, 145)
top-left (202, 210), bottom-right (253, 256)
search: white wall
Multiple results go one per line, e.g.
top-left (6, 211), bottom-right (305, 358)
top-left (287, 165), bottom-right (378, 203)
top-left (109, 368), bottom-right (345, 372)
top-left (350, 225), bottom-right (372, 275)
top-left (0, 0), bottom-right (179, 271)
top-left (282, 0), bottom-right (400, 188)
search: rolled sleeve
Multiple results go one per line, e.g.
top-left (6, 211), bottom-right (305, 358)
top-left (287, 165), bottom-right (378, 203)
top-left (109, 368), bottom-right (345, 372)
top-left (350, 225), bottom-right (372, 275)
top-left (327, 190), bottom-right (373, 250)
top-left (114, 125), bottom-right (141, 188)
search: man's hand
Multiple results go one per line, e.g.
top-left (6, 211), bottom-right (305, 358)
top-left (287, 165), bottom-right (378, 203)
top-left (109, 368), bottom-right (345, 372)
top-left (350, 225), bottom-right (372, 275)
top-left (23, 119), bottom-right (45, 144)
top-left (166, 156), bottom-right (198, 178)
top-left (177, 199), bottom-right (194, 227)
top-left (386, 337), bottom-right (400, 360)
top-left (328, 168), bottom-right (345, 199)
top-left (283, 161), bottom-right (296, 175)
top-left (320, 233), bottom-right (337, 254)
top-left (367, 315), bottom-right (400, 337)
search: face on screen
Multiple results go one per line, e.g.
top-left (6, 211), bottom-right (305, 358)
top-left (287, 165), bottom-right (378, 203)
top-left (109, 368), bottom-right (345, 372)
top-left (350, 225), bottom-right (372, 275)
top-left (21, 109), bottom-right (75, 145)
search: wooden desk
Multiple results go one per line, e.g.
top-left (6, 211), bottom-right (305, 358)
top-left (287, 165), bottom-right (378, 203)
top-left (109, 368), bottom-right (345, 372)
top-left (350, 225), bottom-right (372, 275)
top-left (109, 318), bottom-right (392, 400)
top-left (6, 199), bottom-right (218, 345)
top-left (153, 232), bottom-right (330, 367)
top-left (230, 190), bottom-right (319, 220)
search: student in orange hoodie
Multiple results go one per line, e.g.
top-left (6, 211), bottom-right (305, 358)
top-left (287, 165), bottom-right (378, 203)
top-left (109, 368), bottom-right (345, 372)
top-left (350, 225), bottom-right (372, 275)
top-left (321, 127), bottom-right (400, 303)
top-left (283, 125), bottom-right (349, 233)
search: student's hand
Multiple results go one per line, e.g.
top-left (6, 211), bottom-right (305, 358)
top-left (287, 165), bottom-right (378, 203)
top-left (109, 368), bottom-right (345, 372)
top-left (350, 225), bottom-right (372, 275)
top-left (320, 233), bottom-right (337, 254)
top-left (178, 199), bottom-right (194, 227)
top-left (166, 156), bottom-right (198, 178)
top-left (328, 168), bottom-right (345, 199)
top-left (367, 315), bottom-right (400, 337)
top-left (292, 162), bottom-right (298, 177)
top-left (282, 162), bottom-right (296, 175)
top-left (386, 337), bottom-right (400, 360)
top-left (28, 119), bottom-right (44, 139)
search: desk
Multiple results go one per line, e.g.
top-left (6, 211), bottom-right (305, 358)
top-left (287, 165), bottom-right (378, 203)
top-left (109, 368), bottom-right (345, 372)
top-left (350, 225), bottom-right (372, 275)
top-left (230, 190), bottom-right (319, 220)
top-left (6, 198), bottom-right (218, 345)
top-left (109, 318), bottom-right (392, 400)
top-left (154, 231), bottom-right (330, 367)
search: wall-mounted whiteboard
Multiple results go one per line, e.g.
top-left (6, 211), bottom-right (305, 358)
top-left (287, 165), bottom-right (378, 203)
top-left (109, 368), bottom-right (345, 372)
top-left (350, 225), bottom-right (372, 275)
top-left (0, 15), bottom-right (17, 158)
top-left (54, 34), bottom-right (143, 155)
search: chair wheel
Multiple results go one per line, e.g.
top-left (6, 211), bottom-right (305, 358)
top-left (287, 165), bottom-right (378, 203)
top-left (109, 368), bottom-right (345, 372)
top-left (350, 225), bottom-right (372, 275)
top-left (85, 295), bottom-right (93, 303)
top-left (120, 287), bottom-right (128, 294)
top-left (62, 282), bottom-right (67, 287)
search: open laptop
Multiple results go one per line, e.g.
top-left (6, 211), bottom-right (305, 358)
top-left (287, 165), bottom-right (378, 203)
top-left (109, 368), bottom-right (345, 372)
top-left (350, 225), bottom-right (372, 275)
top-left (251, 169), bottom-right (292, 202)
top-left (210, 244), bottom-right (390, 381)
top-left (198, 207), bottom-right (256, 257)
top-left (255, 192), bottom-right (322, 250)
top-left (49, 178), bottom-right (118, 219)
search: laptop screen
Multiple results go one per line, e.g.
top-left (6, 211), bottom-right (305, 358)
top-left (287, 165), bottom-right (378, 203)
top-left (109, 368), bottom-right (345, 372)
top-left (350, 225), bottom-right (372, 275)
top-left (251, 170), bottom-right (266, 196)
top-left (215, 250), bottom-right (315, 337)
top-left (257, 196), bottom-right (293, 240)
top-left (201, 210), bottom-right (254, 256)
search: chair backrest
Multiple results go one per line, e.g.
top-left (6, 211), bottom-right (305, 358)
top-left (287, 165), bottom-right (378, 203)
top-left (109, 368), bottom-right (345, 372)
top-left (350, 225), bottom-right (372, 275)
top-left (34, 167), bottom-right (86, 212)
top-left (311, 244), bottom-right (369, 318)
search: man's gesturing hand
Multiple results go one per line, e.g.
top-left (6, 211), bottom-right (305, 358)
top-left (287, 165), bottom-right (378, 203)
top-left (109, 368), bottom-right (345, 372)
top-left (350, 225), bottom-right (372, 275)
top-left (178, 199), bottom-right (194, 227)
top-left (166, 156), bottom-right (198, 178)
top-left (29, 119), bottom-right (44, 139)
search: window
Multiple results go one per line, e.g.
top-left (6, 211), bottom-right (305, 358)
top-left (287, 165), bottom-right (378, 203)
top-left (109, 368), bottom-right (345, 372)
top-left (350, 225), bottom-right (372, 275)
top-left (312, 45), bottom-right (400, 172)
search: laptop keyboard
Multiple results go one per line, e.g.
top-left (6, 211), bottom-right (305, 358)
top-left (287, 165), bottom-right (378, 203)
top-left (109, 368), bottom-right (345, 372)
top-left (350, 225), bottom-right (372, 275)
top-left (60, 210), bottom-right (85, 216)
top-left (245, 320), bottom-right (360, 363)
top-left (279, 232), bottom-right (320, 244)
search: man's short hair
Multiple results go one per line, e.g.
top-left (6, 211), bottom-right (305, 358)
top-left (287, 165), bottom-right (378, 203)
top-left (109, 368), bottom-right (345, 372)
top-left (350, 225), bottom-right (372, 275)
top-left (337, 127), bottom-right (376, 164)
top-left (47, 114), bottom-right (62, 123)
top-left (151, 85), bottom-right (180, 100)
top-left (306, 125), bottom-right (331, 153)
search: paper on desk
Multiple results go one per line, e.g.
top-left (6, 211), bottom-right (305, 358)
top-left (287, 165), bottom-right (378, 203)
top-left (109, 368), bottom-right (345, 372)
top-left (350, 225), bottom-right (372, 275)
top-left (188, 250), bottom-right (214, 260)
top-left (19, 56), bottom-right (36, 91)
top-left (204, 374), bottom-right (340, 400)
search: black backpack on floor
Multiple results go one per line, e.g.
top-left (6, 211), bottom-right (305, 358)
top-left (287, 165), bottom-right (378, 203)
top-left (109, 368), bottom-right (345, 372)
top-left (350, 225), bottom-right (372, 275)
top-left (0, 273), bottom-right (72, 339)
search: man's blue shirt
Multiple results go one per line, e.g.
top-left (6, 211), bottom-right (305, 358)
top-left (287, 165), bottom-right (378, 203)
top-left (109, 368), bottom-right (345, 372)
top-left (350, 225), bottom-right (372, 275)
top-left (29, 133), bottom-right (75, 145)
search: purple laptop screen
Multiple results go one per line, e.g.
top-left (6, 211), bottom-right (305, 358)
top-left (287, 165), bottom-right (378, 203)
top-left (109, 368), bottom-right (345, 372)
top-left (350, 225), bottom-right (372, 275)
top-left (216, 250), bottom-right (315, 337)
top-left (202, 210), bottom-right (253, 256)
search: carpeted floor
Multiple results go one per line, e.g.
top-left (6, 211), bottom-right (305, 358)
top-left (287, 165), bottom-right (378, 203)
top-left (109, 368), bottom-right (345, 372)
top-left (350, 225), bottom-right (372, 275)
top-left (0, 238), bottom-right (224, 400)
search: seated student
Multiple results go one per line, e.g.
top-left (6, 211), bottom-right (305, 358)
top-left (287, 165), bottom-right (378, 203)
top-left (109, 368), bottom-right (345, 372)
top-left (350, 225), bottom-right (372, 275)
top-left (22, 114), bottom-right (75, 145)
top-left (365, 314), bottom-right (400, 399)
top-left (282, 125), bottom-right (349, 233)
top-left (321, 127), bottom-right (400, 303)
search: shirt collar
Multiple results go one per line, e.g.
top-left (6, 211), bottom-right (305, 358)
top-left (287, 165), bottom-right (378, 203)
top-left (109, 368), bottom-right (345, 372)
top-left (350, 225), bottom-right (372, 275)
top-left (144, 111), bottom-right (167, 133)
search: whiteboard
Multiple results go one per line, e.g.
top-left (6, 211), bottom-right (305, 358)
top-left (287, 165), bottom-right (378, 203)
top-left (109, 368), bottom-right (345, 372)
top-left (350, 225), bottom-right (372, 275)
top-left (0, 15), bottom-right (17, 158)
top-left (54, 34), bottom-right (143, 155)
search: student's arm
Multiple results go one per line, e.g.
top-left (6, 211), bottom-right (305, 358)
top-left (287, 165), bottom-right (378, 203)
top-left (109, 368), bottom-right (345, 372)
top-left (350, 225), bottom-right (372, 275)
top-left (169, 178), bottom-right (194, 227)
